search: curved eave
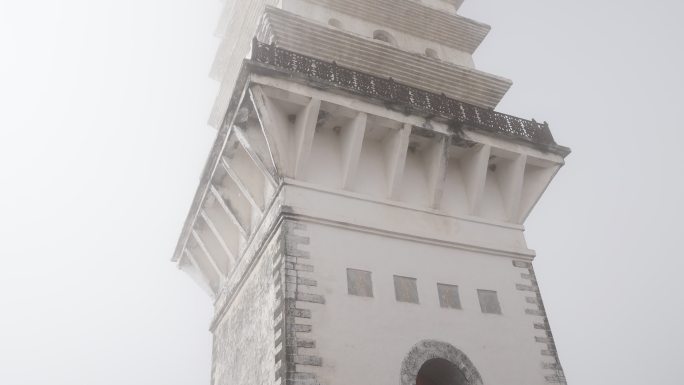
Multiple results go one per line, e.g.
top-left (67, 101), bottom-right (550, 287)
top-left (260, 7), bottom-right (511, 110)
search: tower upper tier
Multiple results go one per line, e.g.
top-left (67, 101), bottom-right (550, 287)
top-left (173, 0), bottom-right (569, 300)
top-left (209, 0), bottom-right (507, 128)
top-left (173, 5), bottom-right (569, 385)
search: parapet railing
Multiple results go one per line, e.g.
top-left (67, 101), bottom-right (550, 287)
top-left (251, 39), bottom-right (558, 148)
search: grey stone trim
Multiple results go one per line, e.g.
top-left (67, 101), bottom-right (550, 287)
top-left (286, 372), bottom-right (318, 385)
top-left (400, 340), bottom-right (484, 385)
top-left (289, 308), bottom-right (312, 319)
top-left (285, 262), bottom-right (314, 272)
top-left (512, 260), bottom-right (568, 384)
top-left (273, 221), bottom-right (324, 385)
top-left (516, 283), bottom-right (539, 292)
top-left (512, 261), bottom-right (532, 268)
top-left (285, 275), bottom-right (318, 286)
top-left (295, 292), bottom-right (326, 304)
top-left (296, 339), bottom-right (316, 348)
top-left (534, 322), bottom-right (551, 331)
top-left (546, 374), bottom-right (568, 383)
top-left (525, 309), bottom-right (547, 316)
top-left (291, 355), bottom-right (323, 366)
top-left (293, 324), bottom-right (313, 333)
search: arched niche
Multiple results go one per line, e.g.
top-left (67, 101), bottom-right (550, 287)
top-left (401, 340), bottom-right (483, 385)
top-left (373, 30), bottom-right (398, 47)
top-left (425, 48), bottom-right (439, 60)
top-left (328, 18), bottom-right (343, 29)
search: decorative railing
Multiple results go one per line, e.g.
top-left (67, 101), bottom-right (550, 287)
top-left (251, 40), bottom-right (557, 147)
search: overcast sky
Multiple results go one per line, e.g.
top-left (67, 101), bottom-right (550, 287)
top-left (1, 1), bottom-right (682, 384)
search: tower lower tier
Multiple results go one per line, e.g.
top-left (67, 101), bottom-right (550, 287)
top-left (209, 206), bottom-right (566, 385)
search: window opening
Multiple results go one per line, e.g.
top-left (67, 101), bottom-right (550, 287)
top-left (437, 284), bottom-right (461, 309)
top-left (394, 275), bottom-right (419, 303)
top-left (347, 269), bottom-right (373, 297)
top-left (477, 289), bottom-right (502, 314)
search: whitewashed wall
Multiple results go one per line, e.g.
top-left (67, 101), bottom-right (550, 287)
top-left (300, 219), bottom-right (550, 385)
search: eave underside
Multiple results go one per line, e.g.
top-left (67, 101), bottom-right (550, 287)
top-left (172, 55), bottom-right (569, 299)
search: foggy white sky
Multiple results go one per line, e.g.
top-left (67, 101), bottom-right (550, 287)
top-left (0, 1), bottom-right (682, 384)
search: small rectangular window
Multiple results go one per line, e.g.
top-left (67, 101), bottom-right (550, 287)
top-left (477, 289), bottom-right (502, 314)
top-left (394, 276), bottom-right (419, 304)
top-left (347, 269), bottom-right (373, 297)
top-left (437, 283), bottom-right (461, 309)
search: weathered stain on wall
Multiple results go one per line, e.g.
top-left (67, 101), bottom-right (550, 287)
top-left (211, 240), bottom-right (277, 385)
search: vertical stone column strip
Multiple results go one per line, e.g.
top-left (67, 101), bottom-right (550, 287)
top-left (513, 260), bottom-right (568, 384)
top-left (273, 220), bottom-right (324, 385)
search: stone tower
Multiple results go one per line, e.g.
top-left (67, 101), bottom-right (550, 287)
top-left (172, 1), bottom-right (570, 385)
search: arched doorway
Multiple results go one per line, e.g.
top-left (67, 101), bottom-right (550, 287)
top-left (401, 340), bottom-right (483, 385)
top-left (416, 358), bottom-right (468, 385)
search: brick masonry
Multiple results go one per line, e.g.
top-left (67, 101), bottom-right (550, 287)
top-left (273, 220), bottom-right (325, 385)
top-left (513, 260), bottom-right (568, 384)
top-left (210, 237), bottom-right (276, 385)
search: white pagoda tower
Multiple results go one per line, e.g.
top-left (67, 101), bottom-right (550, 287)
top-left (172, 1), bottom-right (570, 385)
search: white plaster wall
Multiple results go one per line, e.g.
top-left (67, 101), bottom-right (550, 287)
top-left (284, 183), bottom-right (531, 257)
top-left (297, 125), bottom-right (511, 225)
top-left (398, 148), bottom-right (433, 206)
top-left (302, 221), bottom-right (549, 385)
top-left (441, 161), bottom-right (471, 215)
top-left (303, 126), bottom-right (344, 188)
top-left (280, 0), bottom-right (475, 68)
top-left (480, 169), bottom-right (508, 222)
top-left (354, 137), bottom-right (388, 197)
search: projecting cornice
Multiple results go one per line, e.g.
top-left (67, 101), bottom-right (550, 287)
top-left (249, 41), bottom-right (568, 155)
top-left (174, 53), bottom-right (568, 297)
top-left (292, 0), bottom-right (488, 53)
top-left (259, 7), bottom-right (512, 110)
